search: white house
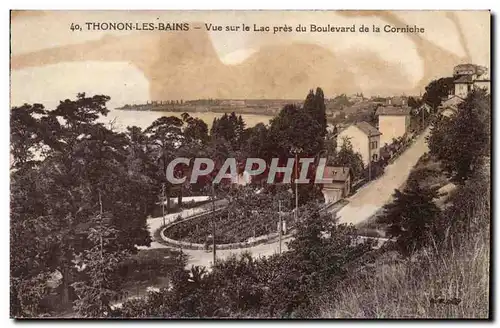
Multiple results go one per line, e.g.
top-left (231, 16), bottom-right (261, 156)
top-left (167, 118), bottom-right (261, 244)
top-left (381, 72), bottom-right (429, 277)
top-left (337, 121), bottom-right (381, 165)
top-left (474, 71), bottom-right (490, 93)
top-left (376, 106), bottom-right (411, 146)
top-left (453, 64), bottom-right (490, 98)
top-left (454, 75), bottom-right (474, 98)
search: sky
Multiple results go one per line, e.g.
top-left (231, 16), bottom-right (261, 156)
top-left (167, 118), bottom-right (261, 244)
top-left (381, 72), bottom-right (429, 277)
top-left (10, 10), bottom-right (490, 109)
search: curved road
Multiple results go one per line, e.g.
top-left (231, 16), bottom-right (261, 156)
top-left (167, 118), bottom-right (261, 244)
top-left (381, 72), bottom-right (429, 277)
top-left (141, 127), bottom-right (430, 268)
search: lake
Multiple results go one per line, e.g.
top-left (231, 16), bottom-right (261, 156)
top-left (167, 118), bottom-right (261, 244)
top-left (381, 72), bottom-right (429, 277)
top-left (99, 109), bottom-right (274, 132)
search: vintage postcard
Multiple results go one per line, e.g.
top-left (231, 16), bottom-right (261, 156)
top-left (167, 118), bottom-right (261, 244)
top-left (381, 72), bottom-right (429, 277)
top-left (10, 10), bottom-right (491, 319)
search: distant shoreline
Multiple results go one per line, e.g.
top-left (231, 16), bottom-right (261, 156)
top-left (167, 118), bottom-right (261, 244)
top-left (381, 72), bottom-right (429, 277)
top-left (115, 106), bottom-right (280, 117)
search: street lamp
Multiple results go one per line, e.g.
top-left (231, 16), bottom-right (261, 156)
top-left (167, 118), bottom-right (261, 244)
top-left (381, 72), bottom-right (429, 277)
top-left (290, 146), bottom-right (303, 221)
top-left (211, 182), bottom-right (216, 265)
top-left (278, 200), bottom-right (282, 254)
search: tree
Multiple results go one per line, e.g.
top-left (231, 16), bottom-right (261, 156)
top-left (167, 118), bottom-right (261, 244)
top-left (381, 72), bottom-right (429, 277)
top-left (267, 102), bottom-right (326, 204)
top-left (273, 206), bottom-right (371, 316)
top-left (422, 77), bottom-right (454, 109)
top-left (331, 137), bottom-right (364, 181)
top-left (11, 94), bottom-right (151, 316)
top-left (427, 89), bottom-right (490, 183)
top-left (378, 178), bottom-right (442, 256)
top-left (210, 112), bottom-right (246, 150)
top-left (269, 104), bottom-right (323, 158)
top-left (243, 123), bottom-right (272, 162)
top-left (303, 88), bottom-right (327, 138)
top-left (144, 116), bottom-right (184, 211)
top-left (181, 112), bottom-right (209, 145)
top-left (407, 96), bottom-right (422, 109)
top-left (323, 131), bottom-right (338, 169)
top-left (72, 214), bottom-right (130, 317)
top-left (443, 162), bottom-right (490, 238)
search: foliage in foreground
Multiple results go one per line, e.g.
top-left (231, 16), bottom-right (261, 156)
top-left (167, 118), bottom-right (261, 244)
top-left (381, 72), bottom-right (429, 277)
top-left (378, 177), bottom-right (443, 256)
top-left (115, 207), bottom-right (372, 318)
top-left (317, 167), bottom-right (490, 318)
top-left (427, 89), bottom-right (490, 183)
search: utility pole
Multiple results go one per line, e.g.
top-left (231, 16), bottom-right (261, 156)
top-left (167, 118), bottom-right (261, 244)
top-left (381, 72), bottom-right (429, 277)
top-left (212, 216), bottom-right (216, 265)
top-left (98, 191), bottom-right (103, 312)
top-left (278, 200), bottom-right (282, 254)
top-left (98, 191), bottom-right (103, 260)
top-left (212, 182), bottom-right (216, 265)
top-left (422, 104), bottom-right (425, 128)
top-left (368, 140), bottom-right (372, 181)
top-left (162, 183), bottom-right (166, 226)
top-left (293, 149), bottom-right (300, 220)
top-left (211, 182), bottom-right (215, 212)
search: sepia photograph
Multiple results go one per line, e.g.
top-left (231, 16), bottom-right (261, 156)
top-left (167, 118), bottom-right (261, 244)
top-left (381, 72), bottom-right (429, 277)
top-left (9, 9), bottom-right (491, 319)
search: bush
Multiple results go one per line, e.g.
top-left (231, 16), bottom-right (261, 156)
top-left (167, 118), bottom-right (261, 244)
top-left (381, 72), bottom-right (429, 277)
top-left (317, 165), bottom-right (490, 318)
top-left (378, 177), bottom-right (443, 256)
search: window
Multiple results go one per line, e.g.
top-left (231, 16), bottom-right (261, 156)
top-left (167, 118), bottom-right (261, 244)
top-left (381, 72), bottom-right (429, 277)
top-left (370, 140), bottom-right (378, 149)
top-left (372, 154), bottom-right (378, 161)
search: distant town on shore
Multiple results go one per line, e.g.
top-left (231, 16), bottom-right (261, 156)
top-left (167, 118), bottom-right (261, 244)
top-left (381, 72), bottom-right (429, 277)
top-left (117, 94), bottom-right (410, 124)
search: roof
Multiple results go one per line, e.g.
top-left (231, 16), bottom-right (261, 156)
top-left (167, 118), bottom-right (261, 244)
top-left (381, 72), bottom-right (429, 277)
top-left (439, 106), bottom-right (458, 117)
top-left (454, 64), bottom-right (487, 76)
top-left (454, 75), bottom-right (473, 83)
top-left (323, 166), bottom-right (350, 182)
top-left (475, 76), bottom-right (490, 82)
top-left (376, 106), bottom-right (411, 116)
top-left (418, 103), bottom-right (432, 113)
top-left (386, 96), bottom-right (407, 106)
top-left (343, 101), bottom-right (379, 115)
top-left (354, 121), bottom-right (381, 137)
top-left (441, 95), bottom-right (464, 108)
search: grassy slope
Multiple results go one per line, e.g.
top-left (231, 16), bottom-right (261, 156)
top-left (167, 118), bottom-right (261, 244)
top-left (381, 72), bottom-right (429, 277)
top-left (317, 156), bottom-right (490, 319)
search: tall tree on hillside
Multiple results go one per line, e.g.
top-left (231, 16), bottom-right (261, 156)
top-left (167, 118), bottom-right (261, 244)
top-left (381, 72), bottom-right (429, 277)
top-left (378, 178), bottom-right (442, 256)
top-left (422, 77), bottom-right (455, 109)
top-left (303, 88), bottom-right (327, 137)
top-left (303, 90), bottom-right (315, 110)
top-left (314, 87), bottom-right (328, 135)
top-left (427, 89), bottom-right (490, 183)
